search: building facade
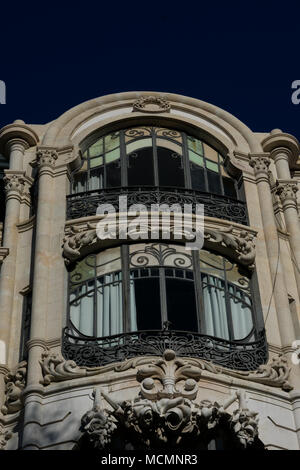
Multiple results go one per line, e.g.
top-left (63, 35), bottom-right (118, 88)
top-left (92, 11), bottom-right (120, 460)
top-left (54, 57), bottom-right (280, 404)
top-left (0, 92), bottom-right (300, 450)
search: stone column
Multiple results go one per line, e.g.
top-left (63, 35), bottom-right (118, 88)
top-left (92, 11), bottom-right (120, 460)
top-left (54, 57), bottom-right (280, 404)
top-left (249, 154), bottom-right (295, 348)
top-left (262, 131), bottom-right (300, 298)
top-left (26, 147), bottom-right (58, 387)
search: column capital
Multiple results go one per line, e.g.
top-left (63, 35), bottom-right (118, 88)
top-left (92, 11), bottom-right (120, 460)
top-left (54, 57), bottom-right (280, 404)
top-left (3, 170), bottom-right (26, 200)
top-left (275, 179), bottom-right (298, 205)
top-left (36, 146), bottom-right (58, 170)
top-left (248, 153), bottom-right (271, 181)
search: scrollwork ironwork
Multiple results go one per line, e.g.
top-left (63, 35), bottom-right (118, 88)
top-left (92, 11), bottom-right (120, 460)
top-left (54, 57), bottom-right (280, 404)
top-left (66, 186), bottom-right (248, 225)
top-left (62, 328), bottom-right (267, 371)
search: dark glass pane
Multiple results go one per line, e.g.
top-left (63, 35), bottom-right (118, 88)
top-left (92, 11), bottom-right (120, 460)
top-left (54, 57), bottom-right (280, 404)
top-left (157, 147), bottom-right (184, 187)
top-left (166, 278), bottom-right (198, 331)
top-left (207, 169), bottom-right (222, 195)
top-left (72, 172), bottom-right (87, 193)
top-left (89, 167), bottom-right (104, 191)
top-left (222, 177), bottom-right (237, 199)
top-left (191, 165), bottom-right (206, 191)
top-left (128, 147), bottom-right (154, 186)
top-left (133, 278), bottom-right (161, 330)
top-left (106, 161), bottom-right (121, 188)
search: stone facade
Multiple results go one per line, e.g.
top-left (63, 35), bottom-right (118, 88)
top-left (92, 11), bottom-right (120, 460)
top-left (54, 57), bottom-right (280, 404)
top-left (0, 92), bottom-right (300, 450)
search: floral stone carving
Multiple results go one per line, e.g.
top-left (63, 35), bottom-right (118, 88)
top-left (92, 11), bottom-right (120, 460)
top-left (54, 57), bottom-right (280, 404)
top-left (80, 350), bottom-right (260, 449)
top-left (132, 96), bottom-right (171, 113)
top-left (1, 361), bottom-right (27, 415)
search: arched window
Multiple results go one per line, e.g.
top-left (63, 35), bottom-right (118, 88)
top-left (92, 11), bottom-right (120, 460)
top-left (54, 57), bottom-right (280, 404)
top-left (71, 127), bottom-right (239, 199)
top-left (64, 243), bottom-right (266, 370)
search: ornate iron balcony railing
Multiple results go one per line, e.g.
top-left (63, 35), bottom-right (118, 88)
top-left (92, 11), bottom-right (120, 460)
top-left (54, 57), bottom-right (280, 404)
top-left (66, 186), bottom-right (248, 225)
top-left (62, 328), bottom-right (267, 371)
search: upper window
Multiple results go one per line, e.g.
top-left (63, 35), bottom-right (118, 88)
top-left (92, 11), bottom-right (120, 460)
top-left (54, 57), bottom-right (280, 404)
top-left (71, 126), bottom-right (239, 199)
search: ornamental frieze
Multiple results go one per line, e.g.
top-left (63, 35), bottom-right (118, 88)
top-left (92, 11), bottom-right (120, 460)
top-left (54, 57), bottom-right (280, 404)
top-left (63, 223), bottom-right (256, 268)
top-left (40, 348), bottom-right (292, 392)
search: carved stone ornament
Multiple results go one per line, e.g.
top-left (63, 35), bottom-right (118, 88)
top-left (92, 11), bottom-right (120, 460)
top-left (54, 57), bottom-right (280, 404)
top-left (249, 154), bottom-right (271, 174)
top-left (132, 96), bottom-right (171, 113)
top-left (80, 350), bottom-right (259, 449)
top-left (1, 361), bottom-right (27, 415)
top-left (63, 223), bottom-right (256, 268)
top-left (36, 147), bottom-right (58, 168)
top-left (275, 181), bottom-right (298, 202)
top-left (40, 346), bottom-right (291, 392)
top-left (3, 174), bottom-right (25, 195)
top-left (0, 424), bottom-right (12, 450)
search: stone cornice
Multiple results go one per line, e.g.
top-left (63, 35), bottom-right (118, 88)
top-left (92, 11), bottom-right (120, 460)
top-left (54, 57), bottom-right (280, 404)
top-left (262, 130), bottom-right (299, 167)
top-left (0, 248), bottom-right (9, 264)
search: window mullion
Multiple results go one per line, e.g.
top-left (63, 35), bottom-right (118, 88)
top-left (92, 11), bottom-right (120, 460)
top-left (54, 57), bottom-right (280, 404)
top-left (121, 245), bottom-right (131, 332)
top-left (182, 132), bottom-right (192, 189)
top-left (223, 260), bottom-right (235, 341)
top-left (159, 267), bottom-right (168, 328)
top-left (152, 130), bottom-right (159, 186)
top-left (120, 130), bottom-right (127, 186)
top-left (192, 251), bottom-right (205, 334)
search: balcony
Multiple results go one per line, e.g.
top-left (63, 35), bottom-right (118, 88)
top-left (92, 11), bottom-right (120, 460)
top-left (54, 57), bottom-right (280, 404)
top-left (66, 186), bottom-right (248, 225)
top-left (62, 327), bottom-right (267, 371)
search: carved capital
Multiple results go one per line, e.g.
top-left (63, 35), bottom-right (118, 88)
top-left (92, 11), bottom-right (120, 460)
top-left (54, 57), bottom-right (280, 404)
top-left (275, 180), bottom-right (298, 203)
top-left (36, 147), bottom-right (58, 169)
top-left (3, 172), bottom-right (25, 196)
top-left (132, 95), bottom-right (171, 113)
top-left (1, 361), bottom-right (27, 415)
top-left (249, 153), bottom-right (271, 174)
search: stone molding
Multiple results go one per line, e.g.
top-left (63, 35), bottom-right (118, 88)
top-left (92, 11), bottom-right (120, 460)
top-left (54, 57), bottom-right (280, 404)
top-left (1, 361), bottom-right (27, 415)
top-left (132, 95), bottom-right (171, 113)
top-left (80, 351), bottom-right (260, 449)
top-left (39, 348), bottom-right (291, 392)
top-left (0, 248), bottom-right (9, 264)
top-left (62, 222), bottom-right (256, 268)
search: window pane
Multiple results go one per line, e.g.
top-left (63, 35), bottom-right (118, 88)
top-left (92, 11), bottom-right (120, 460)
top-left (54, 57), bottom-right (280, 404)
top-left (203, 143), bottom-right (218, 162)
top-left (223, 177), bottom-right (237, 198)
top-left (106, 160), bottom-right (121, 187)
top-left (131, 276), bottom-right (162, 330)
top-left (157, 147), bottom-right (185, 187)
top-left (128, 147), bottom-right (155, 186)
top-left (90, 156), bottom-right (103, 168)
top-left (202, 275), bottom-right (229, 340)
top-left (89, 167), bottom-right (104, 190)
top-left (104, 132), bottom-right (120, 152)
top-left (105, 148), bottom-right (120, 164)
top-left (206, 160), bottom-right (219, 173)
top-left (187, 136), bottom-right (203, 155)
top-left (191, 165), bottom-right (206, 191)
top-left (166, 278), bottom-right (198, 331)
top-left (89, 139), bottom-right (103, 157)
top-left (126, 138), bottom-right (152, 154)
top-left (207, 170), bottom-right (222, 194)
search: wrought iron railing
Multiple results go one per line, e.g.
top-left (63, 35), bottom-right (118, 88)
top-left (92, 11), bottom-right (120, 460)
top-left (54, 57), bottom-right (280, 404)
top-left (62, 328), bottom-right (267, 371)
top-left (66, 186), bottom-right (248, 225)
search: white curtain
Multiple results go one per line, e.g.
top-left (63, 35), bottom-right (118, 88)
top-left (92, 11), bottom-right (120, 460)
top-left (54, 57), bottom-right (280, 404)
top-left (228, 285), bottom-right (253, 340)
top-left (70, 274), bottom-right (123, 338)
top-left (202, 275), bottom-right (229, 340)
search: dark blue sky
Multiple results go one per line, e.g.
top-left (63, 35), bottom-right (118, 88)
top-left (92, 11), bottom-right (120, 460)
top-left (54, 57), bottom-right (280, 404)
top-left (1, 1), bottom-right (300, 139)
